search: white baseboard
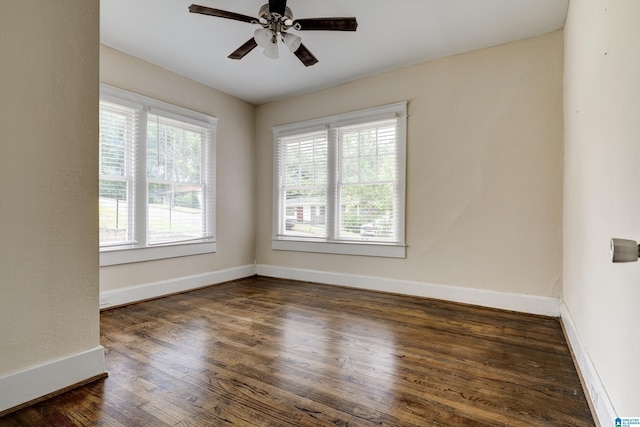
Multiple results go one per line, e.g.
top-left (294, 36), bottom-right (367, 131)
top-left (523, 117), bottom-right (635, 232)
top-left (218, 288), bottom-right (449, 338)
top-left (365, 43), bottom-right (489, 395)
top-left (99, 264), bottom-right (256, 309)
top-left (561, 303), bottom-right (616, 427)
top-left (0, 346), bottom-right (105, 414)
top-left (100, 263), bottom-right (559, 315)
top-left (256, 264), bottom-right (561, 316)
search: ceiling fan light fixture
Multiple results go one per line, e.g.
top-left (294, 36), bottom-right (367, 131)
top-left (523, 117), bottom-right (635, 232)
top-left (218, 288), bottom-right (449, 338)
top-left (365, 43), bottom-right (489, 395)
top-left (282, 32), bottom-right (302, 53)
top-left (263, 40), bottom-right (279, 59)
top-left (254, 28), bottom-right (273, 48)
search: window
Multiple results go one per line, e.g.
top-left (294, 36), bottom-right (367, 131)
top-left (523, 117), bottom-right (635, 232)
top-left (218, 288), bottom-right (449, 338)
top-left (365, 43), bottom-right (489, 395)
top-left (273, 102), bottom-right (407, 258)
top-left (99, 85), bottom-right (216, 266)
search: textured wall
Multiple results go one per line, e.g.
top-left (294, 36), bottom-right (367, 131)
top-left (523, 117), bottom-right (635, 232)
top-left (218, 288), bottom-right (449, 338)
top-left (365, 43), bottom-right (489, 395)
top-left (99, 46), bottom-right (257, 291)
top-left (256, 31), bottom-right (564, 298)
top-left (564, 0), bottom-right (640, 415)
top-left (0, 1), bottom-right (100, 375)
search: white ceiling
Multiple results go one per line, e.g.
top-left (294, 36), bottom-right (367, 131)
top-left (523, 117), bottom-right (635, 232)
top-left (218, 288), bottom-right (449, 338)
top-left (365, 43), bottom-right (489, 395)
top-left (100, 0), bottom-right (568, 105)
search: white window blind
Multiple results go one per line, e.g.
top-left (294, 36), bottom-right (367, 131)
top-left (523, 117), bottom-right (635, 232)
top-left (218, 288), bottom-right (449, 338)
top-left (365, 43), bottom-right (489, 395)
top-left (99, 101), bottom-right (139, 246)
top-left (99, 85), bottom-right (217, 266)
top-left (146, 113), bottom-right (214, 245)
top-left (273, 102), bottom-right (407, 258)
top-left (336, 119), bottom-right (400, 243)
top-left (277, 130), bottom-right (328, 239)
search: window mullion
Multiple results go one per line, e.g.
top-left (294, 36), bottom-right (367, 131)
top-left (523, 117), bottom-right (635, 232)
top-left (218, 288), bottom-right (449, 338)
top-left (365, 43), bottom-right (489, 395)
top-left (326, 128), bottom-right (338, 242)
top-left (133, 109), bottom-right (148, 247)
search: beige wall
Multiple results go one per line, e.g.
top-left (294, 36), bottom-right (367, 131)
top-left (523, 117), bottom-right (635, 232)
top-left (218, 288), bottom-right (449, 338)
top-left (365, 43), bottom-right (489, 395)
top-left (564, 0), bottom-right (640, 415)
top-left (99, 46), bottom-right (256, 291)
top-left (0, 1), bottom-right (100, 374)
top-left (256, 31), bottom-right (564, 297)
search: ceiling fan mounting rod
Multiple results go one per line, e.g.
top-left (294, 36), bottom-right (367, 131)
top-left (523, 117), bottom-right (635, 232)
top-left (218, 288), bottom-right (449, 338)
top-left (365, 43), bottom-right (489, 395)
top-left (258, 3), bottom-right (298, 33)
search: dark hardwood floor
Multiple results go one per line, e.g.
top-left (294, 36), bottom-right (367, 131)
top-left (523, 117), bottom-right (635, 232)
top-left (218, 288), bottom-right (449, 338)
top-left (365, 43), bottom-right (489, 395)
top-left (1, 276), bottom-right (594, 426)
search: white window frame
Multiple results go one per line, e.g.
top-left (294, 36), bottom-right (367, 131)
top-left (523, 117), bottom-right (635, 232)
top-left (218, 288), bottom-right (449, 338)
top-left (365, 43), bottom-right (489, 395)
top-left (272, 102), bottom-right (407, 258)
top-left (99, 84), bottom-right (217, 266)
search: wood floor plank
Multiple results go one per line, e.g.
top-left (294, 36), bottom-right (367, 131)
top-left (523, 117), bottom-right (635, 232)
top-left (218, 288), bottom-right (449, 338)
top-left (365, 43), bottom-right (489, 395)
top-left (0, 276), bottom-right (594, 426)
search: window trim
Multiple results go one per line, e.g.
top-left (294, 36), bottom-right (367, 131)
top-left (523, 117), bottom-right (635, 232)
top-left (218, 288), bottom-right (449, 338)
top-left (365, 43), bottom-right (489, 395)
top-left (100, 241), bottom-right (217, 266)
top-left (99, 84), bottom-right (217, 266)
top-left (272, 102), bottom-right (407, 258)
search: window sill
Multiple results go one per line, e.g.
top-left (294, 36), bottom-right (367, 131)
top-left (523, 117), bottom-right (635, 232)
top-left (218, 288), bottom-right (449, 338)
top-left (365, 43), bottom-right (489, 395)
top-left (272, 239), bottom-right (406, 258)
top-left (100, 241), bottom-right (216, 266)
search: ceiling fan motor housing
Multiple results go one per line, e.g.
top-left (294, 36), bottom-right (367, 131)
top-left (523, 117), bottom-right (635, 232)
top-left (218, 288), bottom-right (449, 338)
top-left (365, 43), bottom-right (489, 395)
top-left (259, 4), bottom-right (293, 21)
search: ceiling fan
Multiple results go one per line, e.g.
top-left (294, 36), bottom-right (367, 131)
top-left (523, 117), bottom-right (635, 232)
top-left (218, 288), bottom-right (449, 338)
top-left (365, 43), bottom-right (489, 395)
top-left (188, 0), bottom-right (358, 66)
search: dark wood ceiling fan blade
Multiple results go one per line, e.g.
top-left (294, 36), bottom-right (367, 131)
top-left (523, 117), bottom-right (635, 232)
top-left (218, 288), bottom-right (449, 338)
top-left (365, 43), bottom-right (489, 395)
top-left (189, 4), bottom-right (257, 24)
top-left (228, 38), bottom-right (258, 60)
top-left (293, 17), bottom-right (358, 31)
top-left (268, 0), bottom-right (287, 17)
top-left (293, 44), bottom-right (319, 67)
